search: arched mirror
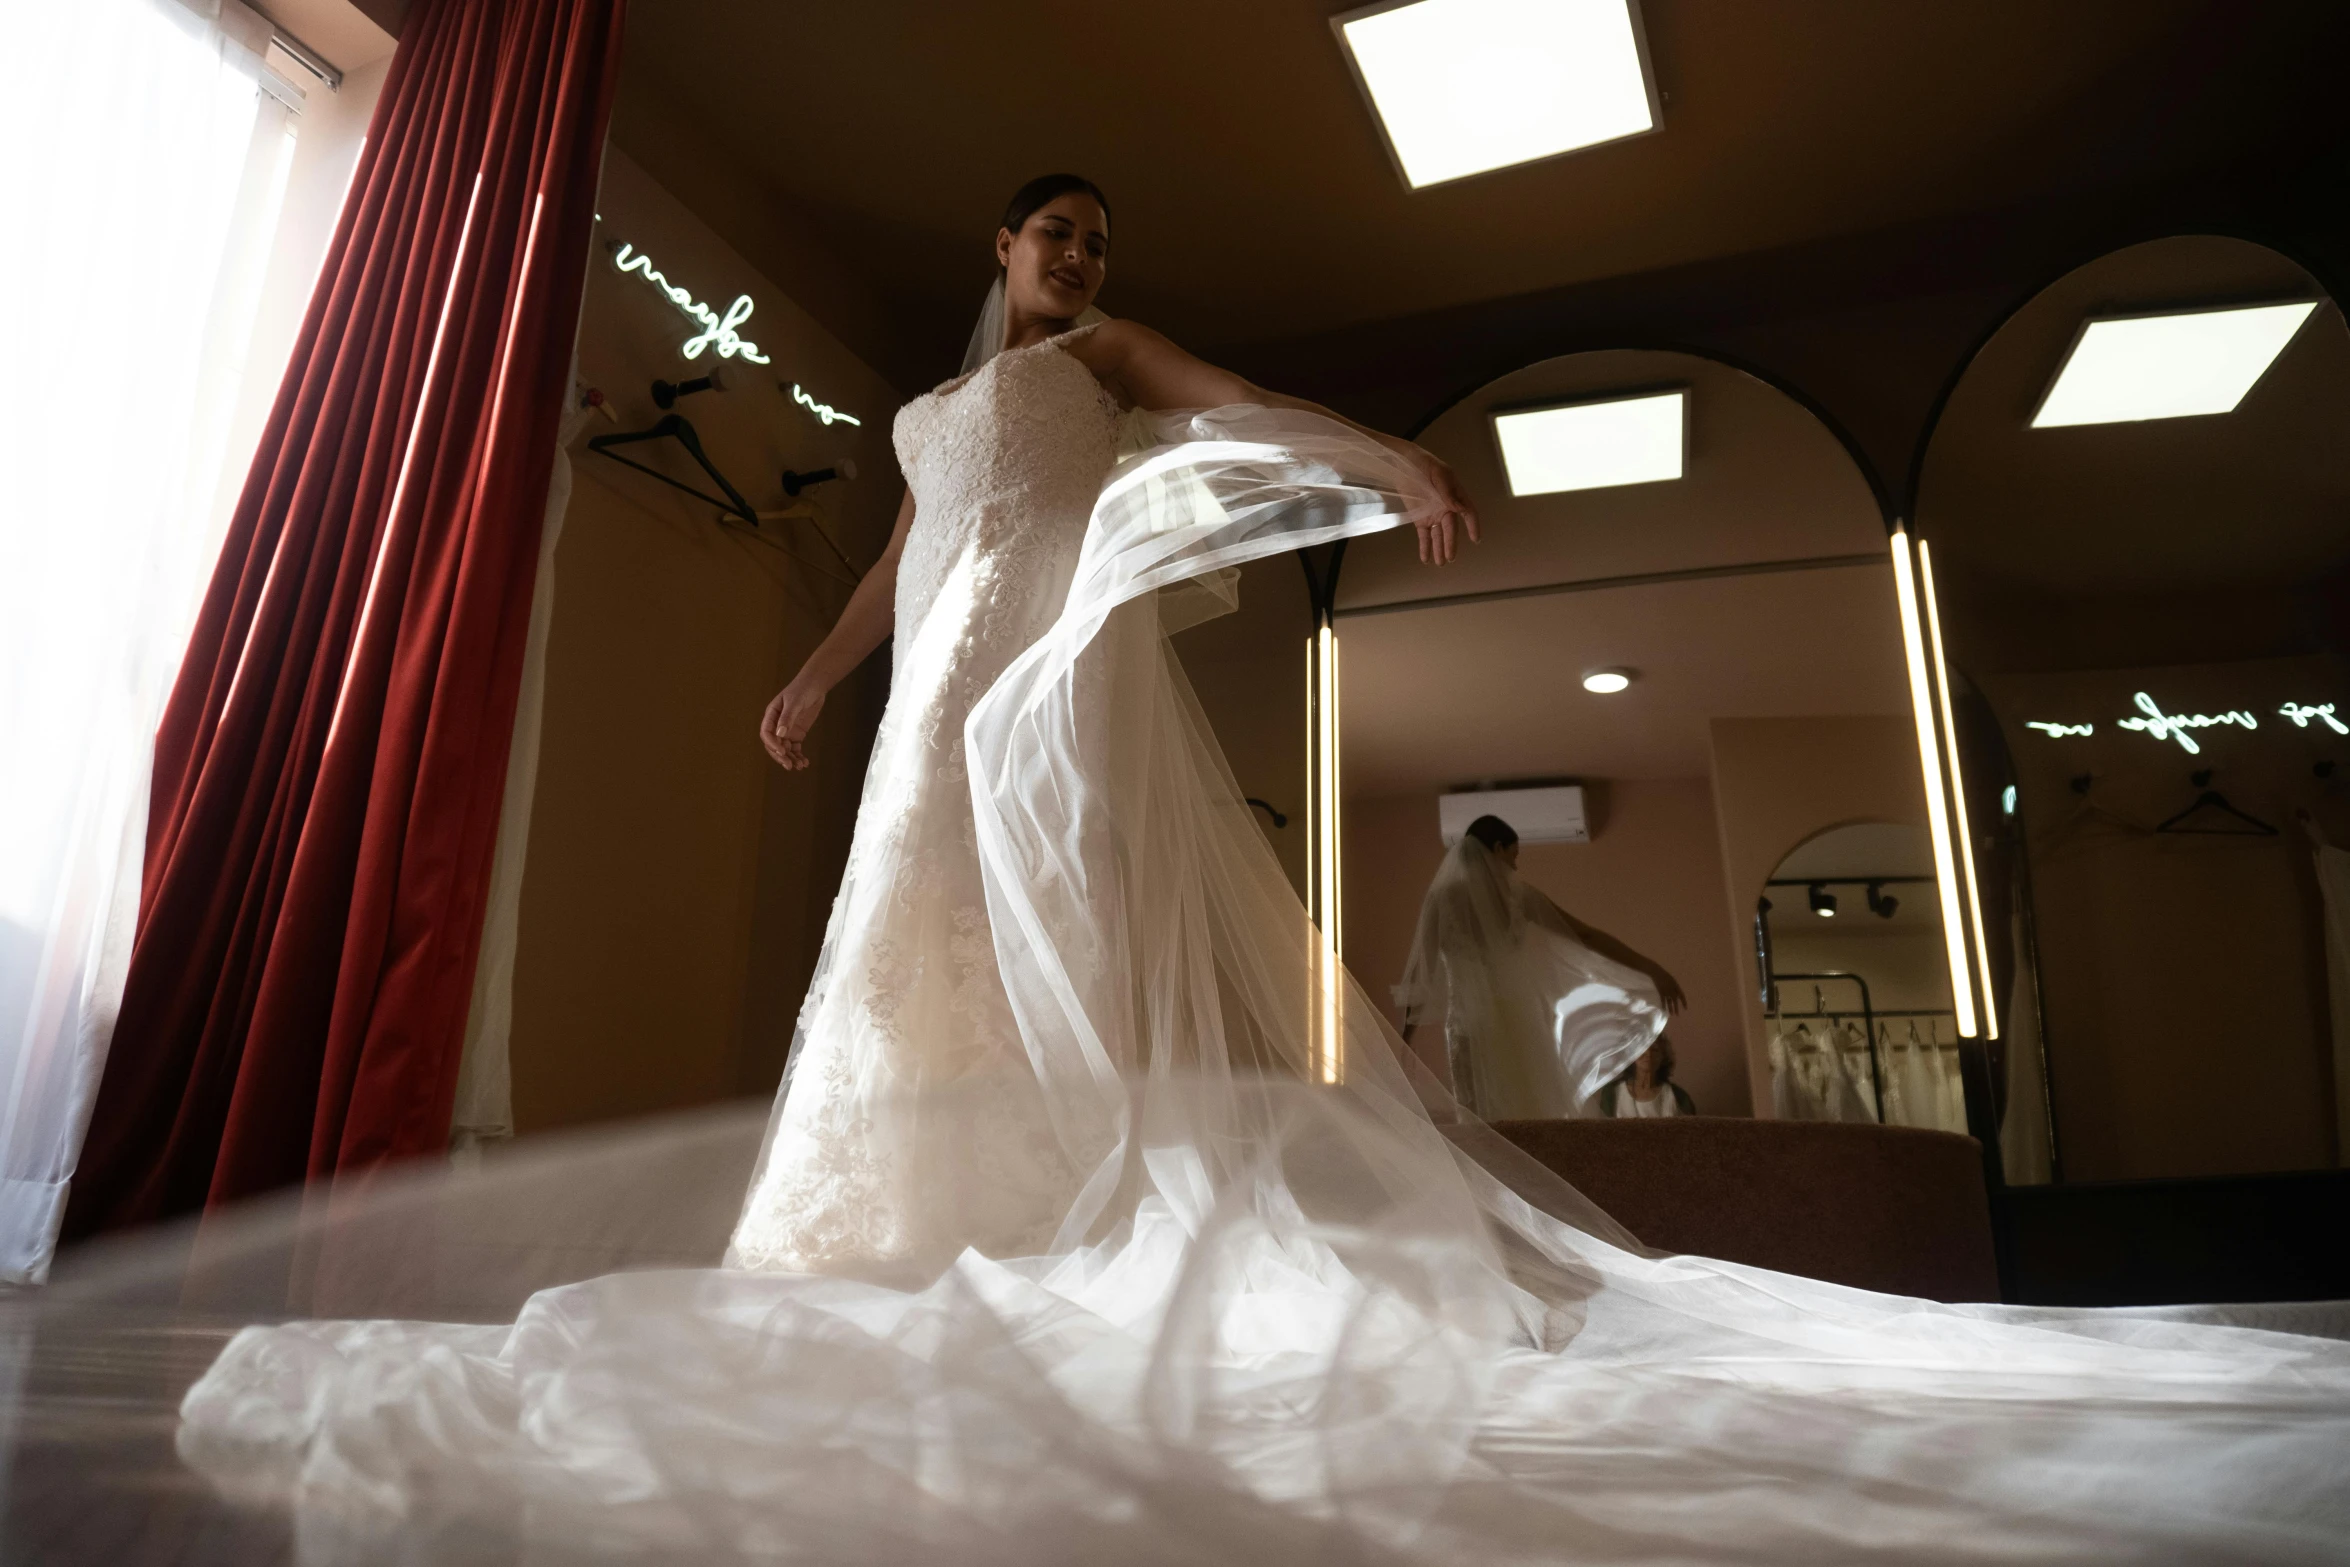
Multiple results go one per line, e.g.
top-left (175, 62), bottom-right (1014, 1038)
top-left (1916, 235), bottom-right (2350, 1185)
top-left (1331, 349), bottom-right (1939, 1124)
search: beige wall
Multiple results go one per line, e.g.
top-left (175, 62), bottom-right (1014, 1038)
top-left (1708, 716), bottom-right (1930, 1115)
top-left (1343, 778), bottom-right (1752, 1116)
top-left (505, 149), bottom-right (904, 1133)
top-left (1772, 929), bottom-right (1951, 1015)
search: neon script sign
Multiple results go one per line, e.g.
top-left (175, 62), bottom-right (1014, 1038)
top-left (2025, 693), bottom-right (2350, 754)
top-left (790, 383), bottom-right (861, 427)
top-left (2281, 702), bottom-right (2350, 734)
top-left (610, 243), bottom-right (770, 364)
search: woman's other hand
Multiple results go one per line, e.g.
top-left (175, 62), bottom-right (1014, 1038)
top-left (760, 675), bottom-right (827, 771)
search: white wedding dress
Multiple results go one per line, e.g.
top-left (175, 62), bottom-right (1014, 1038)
top-left (171, 328), bottom-right (2350, 1564)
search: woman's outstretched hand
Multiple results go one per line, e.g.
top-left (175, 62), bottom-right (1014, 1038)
top-left (760, 674), bottom-right (827, 771)
top-left (1400, 442), bottom-right (1478, 565)
top-left (1649, 966), bottom-right (1689, 1015)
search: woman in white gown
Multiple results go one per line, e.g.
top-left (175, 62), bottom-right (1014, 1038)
top-left (173, 175), bottom-right (2350, 1565)
top-left (728, 174), bottom-right (1475, 1280)
top-left (1395, 817), bottom-right (1682, 1119)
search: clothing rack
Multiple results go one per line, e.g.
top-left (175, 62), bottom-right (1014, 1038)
top-left (1775, 1007), bottom-right (1958, 1022)
top-left (1768, 971), bottom-right (1888, 1109)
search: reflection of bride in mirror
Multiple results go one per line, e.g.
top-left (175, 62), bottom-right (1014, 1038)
top-left (1395, 814), bottom-right (1683, 1117)
top-left (171, 173), bottom-right (2350, 1562)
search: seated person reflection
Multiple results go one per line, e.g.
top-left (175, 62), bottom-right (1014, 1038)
top-left (1600, 1036), bottom-right (1698, 1118)
top-left (1396, 814), bottom-right (1686, 1119)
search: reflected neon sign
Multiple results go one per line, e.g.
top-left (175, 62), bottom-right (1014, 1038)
top-left (2024, 693), bottom-right (2348, 753)
top-left (2115, 692), bottom-right (2257, 754)
top-left (610, 242), bottom-right (771, 364)
top-left (2281, 701), bottom-right (2350, 735)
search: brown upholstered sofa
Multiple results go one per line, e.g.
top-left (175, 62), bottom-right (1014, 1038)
top-left (1495, 1117), bottom-right (2001, 1303)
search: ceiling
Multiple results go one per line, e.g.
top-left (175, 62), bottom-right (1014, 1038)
top-left (1336, 349), bottom-right (1904, 795)
top-left (1339, 562), bottom-right (1907, 793)
top-left (609, 2), bottom-right (2350, 401)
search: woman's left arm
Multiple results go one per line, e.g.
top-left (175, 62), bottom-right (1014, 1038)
top-left (1072, 319), bottom-right (1479, 565)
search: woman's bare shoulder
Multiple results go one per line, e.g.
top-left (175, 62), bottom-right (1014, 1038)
top-left (1068, 317), bottom-right (1174, 370)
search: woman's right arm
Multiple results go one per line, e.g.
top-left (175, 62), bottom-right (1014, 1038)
top-left (759, 486), bottom-right (916, 771)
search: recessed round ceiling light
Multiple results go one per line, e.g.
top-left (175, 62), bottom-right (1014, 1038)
top-left (1581, 668), bottom-right (1633, 694)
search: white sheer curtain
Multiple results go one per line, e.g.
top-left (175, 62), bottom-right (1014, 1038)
top-left (0, 0), bottom-right (298, 1282)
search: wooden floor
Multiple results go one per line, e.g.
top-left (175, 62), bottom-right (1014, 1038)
top-left (0, 1300), bottom-right (292, 1566)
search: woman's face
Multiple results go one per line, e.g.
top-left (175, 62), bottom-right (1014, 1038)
top-left (997, 193), bottom-right (1108, 322)
top-left (1499, 841), bottom-right (1520, 869)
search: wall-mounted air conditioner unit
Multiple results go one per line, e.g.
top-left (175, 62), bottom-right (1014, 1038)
top-left (1438, 785), bottom-right (1588, 845)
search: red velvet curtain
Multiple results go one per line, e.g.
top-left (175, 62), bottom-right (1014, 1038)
top-left (63, 0), bottom-right (625, 1240)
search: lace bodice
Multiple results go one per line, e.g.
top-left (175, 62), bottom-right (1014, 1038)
top-left (890, 327), bottom-right (1123, 662)
top-left (729, 327), bottom-right (1123, 1277)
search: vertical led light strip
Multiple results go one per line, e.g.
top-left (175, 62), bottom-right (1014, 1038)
top-left (1303, 633), bottom-right (1317, 931)
top-left (1328, 627), bottom-right (1343, 959)
top-left (1889, 529), bottom-right (1981, 1038)
top-left (1314, 622), bottom-right (1345, 1083)
top-left (1918, 540), bottom-right (2000, 1041)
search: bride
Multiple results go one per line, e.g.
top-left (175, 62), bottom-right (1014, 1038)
top-left (729, 172), bottom-right (1478, 1282)
top-left (173, 174), bottom-right (2349, 1565)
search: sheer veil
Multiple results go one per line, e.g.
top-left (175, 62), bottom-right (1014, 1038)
top-left (64, 285), bottom-right (2350, 1564)
top-left (1394, 835), bottom-right (1666, 1117)
top-left (960, 274), bottom-right (1109, 376)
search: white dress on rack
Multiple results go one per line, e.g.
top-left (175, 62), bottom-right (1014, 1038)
top-left (171, 334), bottom-right (2350, 1564)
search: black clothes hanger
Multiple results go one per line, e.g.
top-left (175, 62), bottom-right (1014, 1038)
top-left (588, 412), bottom-right (760, 525)
top-left (2156, 770), bottom-right (2278, 837)
top-left (2051, 773), bottom-right (2148, 839)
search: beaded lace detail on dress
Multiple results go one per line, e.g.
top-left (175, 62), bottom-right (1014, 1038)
top-left (729, 327), bottom-right (1122, 1277)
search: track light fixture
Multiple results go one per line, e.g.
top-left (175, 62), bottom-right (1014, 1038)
top-left (1866, 882), bottom-right (1899, 920)
top-left (1807, 883), bottom-right (1837, 918)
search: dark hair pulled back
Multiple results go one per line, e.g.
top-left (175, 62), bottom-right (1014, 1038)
top-left (999, 174), bottom-right (1112, 246)
top-left (1464, 815), bottom-right (1518, 853)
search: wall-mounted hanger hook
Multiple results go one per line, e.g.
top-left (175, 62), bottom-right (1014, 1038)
top-left (652, 364), bottom-right (729, 409)
top-left (1245, 797), bottom-right (1288, 829)
top-left (782, 457), bottom-right (859, 497)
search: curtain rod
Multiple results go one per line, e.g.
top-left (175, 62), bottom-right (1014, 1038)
top-left (249, 6), bottom-right (344, 90)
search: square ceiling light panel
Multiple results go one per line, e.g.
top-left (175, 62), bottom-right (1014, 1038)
top-left (1333, 0), bottom-right (1660, 189)
top-left (1492, 389), bottom-right (1686, 497)
top-left (2031, 300), bottom-right (2319, 427)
